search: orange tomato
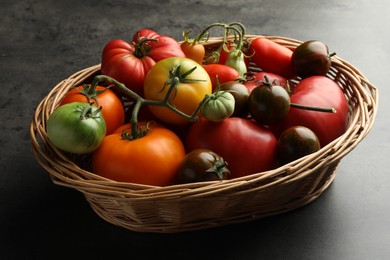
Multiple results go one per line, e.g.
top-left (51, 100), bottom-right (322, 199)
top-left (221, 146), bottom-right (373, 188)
top-left (143, 57), bottom-right (212, 125)
top-left (60, 85), bottom-right (125, 135)
top-left (180, 41), bottom-right (205, 65)
top-left (92, 122), bottom-right (185, 186)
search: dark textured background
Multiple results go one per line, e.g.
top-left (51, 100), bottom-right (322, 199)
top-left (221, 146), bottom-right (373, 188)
top-left (1, 0), bottom-right (389, 259)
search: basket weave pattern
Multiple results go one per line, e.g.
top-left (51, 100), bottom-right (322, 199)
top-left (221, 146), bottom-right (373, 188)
top-left (30, 36), bottom-right (378, 233)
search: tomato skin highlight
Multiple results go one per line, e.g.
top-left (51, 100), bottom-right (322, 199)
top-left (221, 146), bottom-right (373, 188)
top-left (92, 122), bottom-right (186, 186)
top-left (47, 102), bottom-right (106, 154)
top-left (144, 57), bottom-right (212, 125)
top-left (186, 117), bottom-right (278, 179)
top-left (60, 85), bottom-right (124, 135)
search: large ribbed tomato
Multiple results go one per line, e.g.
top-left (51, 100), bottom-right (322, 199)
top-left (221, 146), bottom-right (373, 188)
top-left (143, 57), bottom-right (212, 125)
top-left (92, 122), bottom-right (185, 186)
top-left (101, 29), bottom-right (185, 96)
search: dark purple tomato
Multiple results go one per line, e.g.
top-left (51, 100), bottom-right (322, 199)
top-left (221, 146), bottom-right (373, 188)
top-left (277, 126), bottom-right (321, 164)
top-left (220, 81), bottom-right (250, 118)
top-left (248, 77), bottom-right (291, 125)
top-left (176, 149), bottom-right (230, 183)
top-left (291, 40), bottom-right (335, 78)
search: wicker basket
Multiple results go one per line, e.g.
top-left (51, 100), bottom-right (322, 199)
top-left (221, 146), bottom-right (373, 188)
top-left (30, 35), bottom-right (378, 233)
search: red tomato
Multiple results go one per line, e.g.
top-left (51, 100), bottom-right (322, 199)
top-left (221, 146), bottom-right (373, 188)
top-left (249, 37), bottom-right (295, 79)
top-left (185, 117), bottom-right (278, 179)
top-left (60, 85), bottom-right (125, 135)
top-left (272, 76), bottom-right (349, 147)
top-left (244, 71), bottom-right (288, 93)
top-left (202, 64), bottom-right (240, 91)
top-left (92, 122), bottom-right (186, 186)
top-left (101, 33), bottom-right (185, 96)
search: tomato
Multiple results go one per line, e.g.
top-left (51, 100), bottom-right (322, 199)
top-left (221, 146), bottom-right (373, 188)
top-left (60, 84), bottom-right (124, 135)
top-left (248, 79), bottom-right (291, 126)
top-left (272, 76), bottom-right (349, 147)
top-left (249, 37), bottom-right (295, 79)
top-left (92, 122), bottom-right (185, 186)
top-left (47, 102), bottom-right (106, 154)
top-left (244, 71), bottom-right (288, 93)
top-left (200, 91), bottom-right (235, 122)
top-left (291, 40), bottom-right (334, 78)
top-left (143, 57), bottom-right (212, 125)
top-left (277, 126), bottom-right (321, 164)
top-left (220, 81), bottom-right (250, 117)
top-left (176, 148), bottom-right (230, 184)
top-left (180, 41), bottom-right (205, 65)
top-left (101, 32), bottom-right (185, 96)
top-left (202, 64), bottom-right (240, 91)
top-left (186, 117), bottom-right (278, 179)
top-left (218, 42), bottom-right (250, 69)
top-left (224, 49), bottom-right (247, 77)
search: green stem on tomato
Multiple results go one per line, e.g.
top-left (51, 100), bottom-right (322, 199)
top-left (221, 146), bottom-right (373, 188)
top-left (290, 103), bottom-right (337, 113)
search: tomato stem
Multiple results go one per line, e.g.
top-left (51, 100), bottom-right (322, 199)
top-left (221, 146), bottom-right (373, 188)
top-left (290, 103), bottom-right (337, 113)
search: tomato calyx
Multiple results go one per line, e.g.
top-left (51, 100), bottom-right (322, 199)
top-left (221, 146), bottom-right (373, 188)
top-left (79, 103), bottom-right (103, 120)
top-left (205, 154), bottom-right (230, 180)
top-left (75, 84), bottom-right (107, 107)
top-left (133, 37), bottom-right (158, 58)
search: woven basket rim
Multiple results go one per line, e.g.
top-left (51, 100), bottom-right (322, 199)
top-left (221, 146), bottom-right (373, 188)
top-left (30, 35), bottom-right (378, 197)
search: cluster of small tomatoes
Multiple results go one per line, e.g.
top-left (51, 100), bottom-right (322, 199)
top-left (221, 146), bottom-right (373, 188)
top-left (46, 23), bottom-right (349, 186)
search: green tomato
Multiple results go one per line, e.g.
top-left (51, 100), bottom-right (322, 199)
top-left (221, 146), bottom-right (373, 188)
top-left (201, 91), bottom-right (235, 122)
top-left (47, 102), bottom-right (106, 154)
top-left (225, 49), bottom-right (247, 77)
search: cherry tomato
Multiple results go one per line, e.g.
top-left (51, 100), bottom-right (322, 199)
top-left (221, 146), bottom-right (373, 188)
top-left (92, 122), bottom-right (185, 186)
top-left (186, 117), bottom-right (278, 179)
top-left (277, 126), bottom-right (321, 164)
top-left (249, 37), bottom-right (295, 79)
top-left (291, 40), bottom-right (334, 78)
top-left (176, 148), bottom-right (230, 184)
top-left (220, 81), bottom-right (250, 117)
top-left (47, 102), bottom-right (106, 154)
top-left (60, 84), bottom-right (124, 135)
top-left (272, 76), bottom-right (349, 147)
top-left (248, 77), bottom-right (291, 125)
top-left (143, 57), bottom-right (212, 125)
top-left (202, 64), bottom-right (240, 91)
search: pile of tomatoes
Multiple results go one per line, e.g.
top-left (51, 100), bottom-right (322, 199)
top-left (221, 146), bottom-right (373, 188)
top-left (46, 23), bottom-right (349, 187)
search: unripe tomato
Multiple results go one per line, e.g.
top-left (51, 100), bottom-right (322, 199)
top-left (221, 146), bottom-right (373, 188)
top-left (201, 91), bottom-right (235, 122)
top-left (47, 102), bottom-right (106, 154)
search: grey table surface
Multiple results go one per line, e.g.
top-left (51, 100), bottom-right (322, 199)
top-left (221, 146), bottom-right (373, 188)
top-left (1, 0), bottom-right (389, 259)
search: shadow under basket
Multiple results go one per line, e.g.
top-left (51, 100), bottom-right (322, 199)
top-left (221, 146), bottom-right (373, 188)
top-left (30, 35), bottom-right (378, 233)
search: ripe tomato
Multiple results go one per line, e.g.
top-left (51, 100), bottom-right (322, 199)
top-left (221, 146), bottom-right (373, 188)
top-left (244, 71), bottom-right (288, 93)
top-left (176, 148), bottom-right (230, 184)
top-left (272, 76), bottom-right (349, 147)
top-left (202, 64), bottom-right (240, 91)
top-left (47, 102), bottom-right (106, 154)
top-left (132, 28), bottom-right (160, 43)
top-left (186, 117), bottom-right (278, 179)
top-left (60, 85), bottom-right (124, 135)
top-left (180, 41), bottom-right (205, 65)
top-left (143, 57), bottom-right (212, 125)
top-left (92, 122), bottom-right (186, 186)
top-left (220, 81), bottom-right (250, 118)
top-left (249, 37), bottom-right (295, 79)
top-left (101, 32), bottom-right (185, 96)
